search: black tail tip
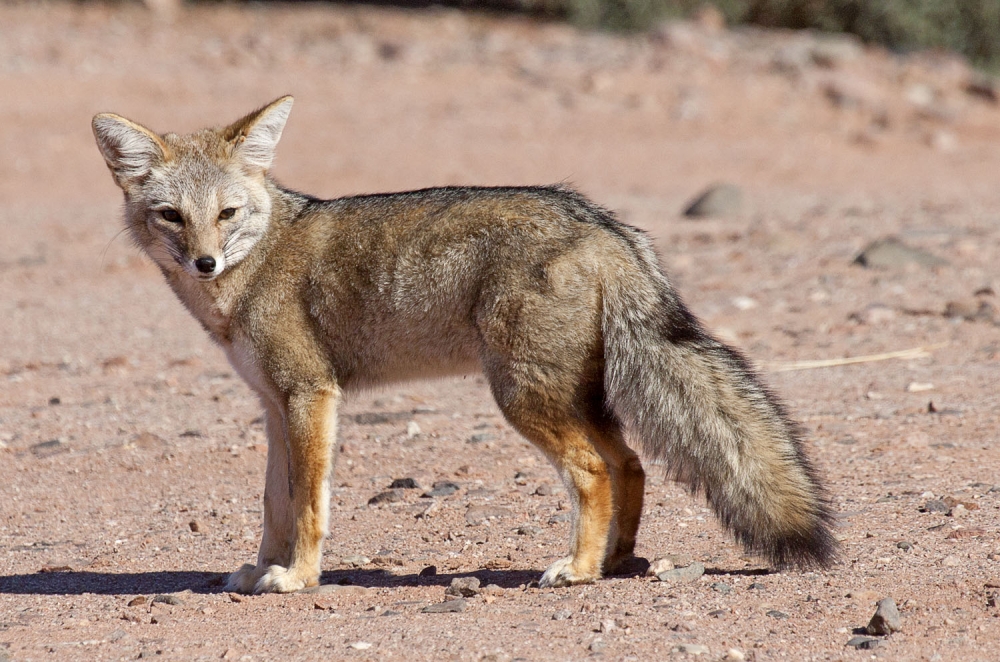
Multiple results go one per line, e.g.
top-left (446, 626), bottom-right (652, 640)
top-left (765, 521), bottom-right (840, 571)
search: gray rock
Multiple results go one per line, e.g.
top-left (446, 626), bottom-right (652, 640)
top-left (552, 609), bottom-right (573, 620)
top-left (368, 489), bottom-right (404, 505)
top-left (683, 183), bottom-right (743, 218)
top-left (354, 411), bottom-right (410, 425)
top-left (468, 432), bottom-right (496, 444)
top-left (445, 576), bottom-right (481, 597)
top-left (846, 636), bottom-right (881, 650)
top-left (656, 562), bottom-right (705, 584)
top-left (588, 639), bottom-right (607, 653)
top-left (548, 513), bottom-right (571, 524)
top-left (896, 541), bottom-right (914, 551)
top-left (866, 597), bottom-right (902, 635)
top-left (854, 237), bottom-right (947, 269)
top-left (151, 594), bottom-right (183, 606)
top-left (921, 499), bottom-right (949, 514)
top-left (422, 599), bottom-right (466, 613)
top-left (30, 439), bottom-right (68, 458)
top-left (534, 483), bottom-right (554, 496)
top-left (766, 610), bottom-right (789, 619)
top-left (422, 481), bottom-right (459, 498)
top-left (711, 582), bottom-right (732, 595)
top-left (389, 477), bottom-right (420, 489)
top-left (465, 505), bottom-right (511, 525)
top-left (418, 565), bottom-right (437, 576)
top-left (516, 525), bottom-right (541, 536)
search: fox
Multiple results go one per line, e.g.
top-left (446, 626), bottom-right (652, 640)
top-left (92, 96), bottom-right (836, 593)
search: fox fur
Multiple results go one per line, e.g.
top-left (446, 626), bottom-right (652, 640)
top-left (92, 96), bottom-right (836, 593)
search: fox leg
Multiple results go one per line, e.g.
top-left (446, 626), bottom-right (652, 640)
top-left (588, 419), bottom-right (645, 574)
top-left (253, 386), bottom-right (339, 593)
top-left (226, 403), bottom-right (295, 593)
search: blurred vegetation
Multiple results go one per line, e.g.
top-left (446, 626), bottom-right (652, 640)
top-left (177, 0), bottom-right (1000, 65)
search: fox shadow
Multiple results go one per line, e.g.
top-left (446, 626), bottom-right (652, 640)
top-left (0, 561), bottom-right (665, 596)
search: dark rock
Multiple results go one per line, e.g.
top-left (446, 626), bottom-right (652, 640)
top-left (846, 636), bottom-right (881, 650)
top-left (389, 477), bottom-right (420, 489)
top-left (468, 433), bottom-right (496, 444)
top-left (30, 439), bottom-right (67, 458)
top-left (711, 582), bottom-right (732, 594)
top-left (866, 597), bottom-right (902, 635)
top-left (854, 237), bottom-right (947, 269)
top-left (419, 565), bottom-right (437, 577)
top-left (151, 594), bottom-right (183, 606)
top-left (422, 599), bottom-right (466, 613)
top-left (683, 183), bottom-right (743, 218)
top-left (921, 499), bottom-right (949, 514)
top-left (422, 481), bottom-right (459, 498)
top-left (127, 596), bottom-right (146, 607)
top-left (896, 541), bottom-right (914, 551)
top-left (353, 411), bottom-right (411, 425)
top-left (766, 610), bottom-right (789, 619)
top-left (368, 489), bottom-right (404, 505)
top-left (517, 525), bottom-right (541, 536)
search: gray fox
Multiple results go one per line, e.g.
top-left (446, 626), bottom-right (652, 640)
top-left (92, 96), bottom-right (835, 593)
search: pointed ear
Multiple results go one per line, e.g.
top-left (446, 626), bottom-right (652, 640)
top-left (92, 113), bottom-right (169, 187)
top-left (224, 96), bottom-right (294, 172)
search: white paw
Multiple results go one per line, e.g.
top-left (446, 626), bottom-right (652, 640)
top-left (253, 564), bottom-right (310, 594)
top-left (225, 563), bottom-right (263, 594)
top-left (539, 556), bottom-right (597, 588)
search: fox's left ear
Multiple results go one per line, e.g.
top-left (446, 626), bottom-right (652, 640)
top-left (225, 95), bottom-right (294, 172)
top-left (92, 113), bottom-right (170, 188)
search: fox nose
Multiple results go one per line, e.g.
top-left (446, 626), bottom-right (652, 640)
top-left (195, 256), bottom-right (216, 273)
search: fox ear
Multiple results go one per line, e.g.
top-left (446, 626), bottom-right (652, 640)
top-left (225, 95), bottom-right (294, 172)
top-left (92, 113), bottom-right (169, 187)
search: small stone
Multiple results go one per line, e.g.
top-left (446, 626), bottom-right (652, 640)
top-left (188, 520), bottom-right (202, 533)
top-left (944, 298), bottom-right (995, 321)
top-left (445, 576), bottom-right (481, 597)
top-left (588, 639), bottom-right (607, 653)
top-left (389, 477), bottom-right (419, 489)
top-left (465, 505), bottom-right (511, 525)
top-left (151, 594), bottom-right (183, 606)
top-left (846, 636), bottom-right (881, 650)
top-left (516, 525), bottom-right (541, 536)
top-left (368, 489), bottom-right (404, 505)
top-left (30, 439), bottom-right (67, 458)
top-left (406, 421), bottom-right (421, 438)
top-left (299, 583), bottom-right (367, 595)
top-left (922, 499), bottom-right (949, 513)
top-left (127, 596), bottom-right (146, 607)
top-left (552, 609), bottom-right (573, 620)
top-left (422, 481), bottom-right (459, 498)
top-left (348, 642), bottom-right (373, 650)
top-left (534, 483), bottom-right (554, 496)
top-left (897, 541), bottom-right (914, 551)
top-left (950, 504), bottom-right (968, 518)
top-left (907, 382), bottom-right (934, 392)
top-left (941, 555), bottom-right (962, 567)
top-left (341, 554), bottom-right (370, 567)
top-left (468, 432), bottom-right (496, 444)
top-left (673, 643), bottom-right (710, 655)
top-left (851, 303), bottom-right (896, 325)
top-left (854, 237), bottom-right (947, 269)
top-left (599, 618), bottom-right (616, 633)
top-left (227, 593), bottom-right (244, 603)
top-left (548, 513), bottom-right (571, 524)
top-left (711, 582), bottom-right (732, 595)
top-left (514, 472), bottom-right (528, 485)
top-left (966, 74), bottom-right (998, 103)
top-left (748, 582), bottom-right (766, 591)
top-left (766, 610), bottom-right (789, 619)
top-left (723, 649), bottom-right (746, 661)
top-left (683, 183), bottom-right (743, 218)
top-left (419, 565), bottom-right (437, 577)
top-left (657, 562), bottom-right (705, 584)
top-left (422, 599), bottom-right (466, 613)
top-left (646, 557), bottom-right (675, 576)
top-left (354, 411), bottom-right (410, 425)
top-left (946, 527), bottom-right (986, 539)
top-left (866, 597), bottom-right (902, 635)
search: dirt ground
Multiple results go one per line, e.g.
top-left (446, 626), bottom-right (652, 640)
top-left (2, 2), bottom-right (1000, 660)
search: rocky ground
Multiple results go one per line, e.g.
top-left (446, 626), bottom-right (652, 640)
top-left (1, 2), bottom-right (1000, 660)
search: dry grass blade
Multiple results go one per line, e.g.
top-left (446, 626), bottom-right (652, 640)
top-left (766, 343), bottom-right (947, 373)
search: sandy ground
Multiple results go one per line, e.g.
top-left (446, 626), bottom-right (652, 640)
top-left (2, 3), bottom-right (1000, 660)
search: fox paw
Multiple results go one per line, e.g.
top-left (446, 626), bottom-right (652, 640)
top-left (225, 564), bottom-right (266, 594)
top-left (539, 556), bottom-right (599, 588)
top-left (253, 565), bottom-right (317, 594)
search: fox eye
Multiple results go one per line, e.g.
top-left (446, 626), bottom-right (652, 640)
top-left (160, 209), bottom-right (183, 224)
top-left (218, 208), bottom-right (237, 220)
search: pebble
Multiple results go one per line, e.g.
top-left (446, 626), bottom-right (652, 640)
top-left (30, 439), bottom-right (67, 458)
top-left (465, 505), bottom-right (511, 525)
top-left (766, 610), bottom-right (789, 619)
top-left (127, 596), bottom-right (146, 607)
top-left (854, 237), bottom-right (947, 269)
top-left (921, 499), bottom-right (949, 513)
top-left (866, 597), bottom-right (902, 635)
top-left (348, 641), bottom-right (373, 650)
top-left (646, 557), bottom-right (675, 576)
top-left (422, 481), bottom-right (459, 498)
top-left (846, 636), bottom-right (881, 650)
top-left (422, 599), bottom-right (466, 613)
top-left (683, 183), bottom-right (743, 218)
top-left (513, 471), bottom-right (528, 485)
top-left (406, 421), bottom-right (421, 438)
top-left (516, 525), bottom-right (541, 536)
top-left (657, 562), bottom-right (705, 584)
top-left (711, 582), bottom-right (732, 594)
top-left (548, 513), bottom-right (571, 524)
top-left (151, 594), bottom-right (183, 606)
top-left (588, 639), bottom-right (607, 653)
top-left (748, 582), bottom-right (766, 591)
top-left (445, 576), bottom-right (481, 597)
top-left (723, 649), bottom-right (746, 661)
top-left (368, 489), bottom-right (404, 505)
top-left (896, 541), bottom-right (914, 551)
top-left (941, 555), bottom-right (962, 567)
top-left (342, 554), bottom-right (370, 567)
top-left (673, 643), bottom-right (710, 655)
top-left (419, 565), bottom-right (437, 576)
top-left (944, 298), bottom-right (995, 322)
top-left (188, 520), bottom-right (203, 533)
top-left (468, 432), bottom-right (496, 444)
top-left (299, 584), bottom-right (367, 595)
top-left (552, 609), bottom-right (573, 620)
top-left (599, 618), bottom-right (616, 633)
top-left (389, 477), bottom-right (419, 489)
top-left (534, 483), bottom-right (554, 496)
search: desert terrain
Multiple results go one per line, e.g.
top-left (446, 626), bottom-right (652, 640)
top-left (1, 2), bottom-right (1000, 660)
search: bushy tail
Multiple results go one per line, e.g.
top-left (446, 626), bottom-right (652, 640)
top-left (602, 235), bottom-right (837, 569)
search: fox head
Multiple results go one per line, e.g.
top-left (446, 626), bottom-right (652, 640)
top-left (92, 96), bottom-right (293, 281)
